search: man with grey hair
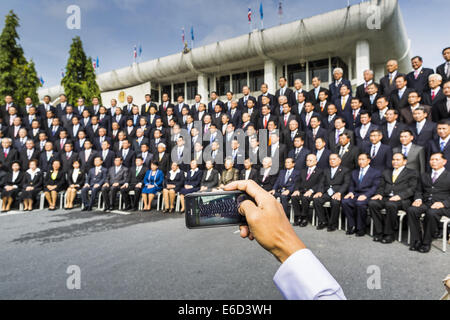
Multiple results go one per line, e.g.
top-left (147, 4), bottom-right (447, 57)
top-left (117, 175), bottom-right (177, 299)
top-left (423, 74), bottom-right (447, 122)
top-left (329, 67), bottom-right (352, 101)
top-left (380, 59), bottom-right (402, 97)
top-left (0, 138), bottom-right (18, 171)
top-left (356, 69), bottom-right (377, 100)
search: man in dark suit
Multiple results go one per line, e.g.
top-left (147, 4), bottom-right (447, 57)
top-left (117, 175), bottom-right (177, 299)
top-left (173, 95), bottom-right (190, 118)
top-left (101, 156), bottom-right (129, 212)
top-left (39, 141), bottom-right (59, 172)
top-left (121, 157), bottom-right (147, 211)
top-left (355, 111), bottom-right (378, 151)
top-left (268, 133), bottom-right (288, 169)
top-left (257, 83), bottom-right (275, 109)
top-left (393, 129), bottom-right (426, 174)
top-left (60, 143), bottom-right (79, 173)
top-left (342, 153), bottom-right (382, 237)
top-left (141, 94), bottom-right (157, 116)
top-left (356, 69), bottom-right (377, 100)
top-left (329, 68), bottom-right (352, 101)
top-left (362, 83), bottom-right (381, 113)
top-left (406, 56), bottom-right (434, 95)
top-left (316, 91), bottom-right (331, 119)
top-left (429, 120), bottom-right (450, 170)
top-left (159, 93), bottom-right (174, 118)
top-left (37, 95), bottom-right (56, 118)
top-left (1, 95), bottom-right (16, 119)
top-left (422, 74), bottom-right (447, 122)
top-left (379, 60), bottom-right (401, 97)
top-left (122, 95), bottom-right (138, 116)
top-left (99, 141), bottom-right (115, 169)
top-left (315, 137), bottom-right (332, 170)
top-left (81, 156), bottom-right (108, 211)
top-left (322, 104), bottom-right (338, 132)
top-left (328, 117), bottom-right (354, 152)
top-left (132, 128), bottom-right (150, 153)
top-left (270, 158), bottom-right (300, 215)
top-left (369, 153), bottom-right (418, 243)
top-left (400, 91), bottom-right (432, 125)
top-left (54, 129), bottom-right (71, 154)
top-left (390, 75), bottom-right (414, 111)
top-left (305, 116), bottom-right (327, 151)
top-left (334, 85), bottom-right (352, 116)
top-left (257, 105), bottom-right (276, 131)
top-left (436, 47), bottom-right (450, 85)
top-left (364, 130), bottom-right (393, 172)
top-left (227, 101), bottom-right (242, 129)
top-left (282, 119), bottom-right (302, 151)
top-left (79, 140), bottom-right (98, 173)
top-left (156, 143), bottom-right (170, 175)
top-left (278, 104), bottom-right (298, 134)
top-left (208, 91), bottom-right (225, 114)
top-left (410, 107), bottom-right (438, 148)
top-left (313, 153), bottom-right (350, 231)
top-left (239, 159), bottom-right (259, 181)
top-left (238, 86), bottom-right (258, 113)
top-left (345, 98), bottom-right (363, 130)
top-left (336, 133), bottom-right (360, 171)
top-left (117, 140), bottom-right (136, 169)
top-left (275, 77), bottom-right (295, 109)
top-left (381, 109), bottom-right (407, 149)
top-left (287, 136), bottom-right (310, 171)
top-left (258, 157), bottom-right (278, 191)
top-left (309, 77), bottom-right (328, 104)
top-left (0, 138), bottom-right (19, 171)
top-left (407, 152), bottom-right (450, 253)
top-left (20, 140), bottom-right (40, 170)
top-left (291, 154), bottom-right (324, 227)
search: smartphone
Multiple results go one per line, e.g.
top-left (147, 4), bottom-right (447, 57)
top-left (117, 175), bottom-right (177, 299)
top-left (185, 191), bottom-right (248, 229)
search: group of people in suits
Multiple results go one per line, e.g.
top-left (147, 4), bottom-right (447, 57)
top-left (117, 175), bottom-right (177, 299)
top-left (0, 47), bottom-right (449, 253)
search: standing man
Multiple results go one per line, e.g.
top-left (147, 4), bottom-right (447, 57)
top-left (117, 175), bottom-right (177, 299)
top-left (329, 68), bottom-right (352, 102)
top-left (141, 94), bottom-right (157, 116)
top-left (81, 156), bottom-right (107, 211)
top-left (393, 129), bottom-right (426, 174)
top-left (379, 60), bottom-right (401, 97)
top-left (406, 56), bottom-right (434, 95)
top-left (101, 156), bottom-right (129, 212)
top-left (368, 153), bottom-right (418, 244)
top-left (407, 153), bottom-right (450, 253)
top-left (121, 157), bottom-right (147, 211)
top-left (436, 47), bottom-right (450, 85)
top-left (342, 153), bottom-right (382, 237)
top-left (429, 120), bottom-right (450, 170)
top-left (356, 70), bottom-right (376, 100)
top-left (275, 77), bottom-right (295, 109)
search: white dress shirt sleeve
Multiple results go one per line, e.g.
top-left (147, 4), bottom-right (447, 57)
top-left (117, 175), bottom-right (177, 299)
top-left (273, 249), bottom-right (346, 300)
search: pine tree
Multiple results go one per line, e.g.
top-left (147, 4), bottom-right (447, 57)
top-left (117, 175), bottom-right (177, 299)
top-left (82, 57), bottom-right (102, 105)
top-left (15, 60), bottom-right (41, 105)
top-left (0, 10), bottom-right (29, 101)
top-left (61, 36), bottom-right (100, 106)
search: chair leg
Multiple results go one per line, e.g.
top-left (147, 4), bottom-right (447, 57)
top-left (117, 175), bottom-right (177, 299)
top-left (176, 193), bottom-right (180, 212)
top-left (98, 192), bottom-right (102, 211)
top-left (59, 193), bottom-right (64, 209)
top-left (442, 220), bottom-right (448, 253)
top-left (156, 193), bottom-right (160, 211)
top-left (370, 218), bottom-right (374, 237)
top-left (312, 207), bottom-right (316, 226)
top-left (39, 193), bottom-right (45, 210)
top-left (119, 193), bottom-right (122, 210)
top-left (338, 209), bottom-right (342, 231)
top-left (398, 212), bottom-right (405, 242)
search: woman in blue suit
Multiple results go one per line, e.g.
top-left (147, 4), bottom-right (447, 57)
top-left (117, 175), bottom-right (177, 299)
top-left (142, 161), bottom-right (164, 211)
top-left (179, 160), bottom-right (203, 213)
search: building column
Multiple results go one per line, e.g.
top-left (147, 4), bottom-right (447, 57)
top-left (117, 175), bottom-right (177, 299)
top-left (356, 40), bottom-right (370, 85)
top-left (264, 60), bottom-right (277, 95)
top-left (197, 73), bottom-right (209, 104)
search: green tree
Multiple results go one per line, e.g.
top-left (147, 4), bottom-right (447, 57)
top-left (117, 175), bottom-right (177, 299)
top-left (62, 36), bottom-right (101, 106)
top-left (15, 59), bottom-right (41, 105)
top-left (0, 10), bottom-right (34, 103)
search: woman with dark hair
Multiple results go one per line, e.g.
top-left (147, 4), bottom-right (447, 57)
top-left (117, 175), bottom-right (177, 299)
top-left (179, 160), bottom-right (203, 213)
top-left (44, 160), bottom-right (66, 211)
top-left (162, 162), bottom-right (185, 213)
top-left (65, 160), bottom-right (85, 210)
top-left (141, 161), bottom-right (164, 211)
top-left (1, 161), bottom-right (24, 212)
top-left (20, 159), bottom-right (44, 211)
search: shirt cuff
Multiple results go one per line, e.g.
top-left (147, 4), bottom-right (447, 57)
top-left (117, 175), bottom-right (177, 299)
top-left (273, 249), bottom-right (346, 300)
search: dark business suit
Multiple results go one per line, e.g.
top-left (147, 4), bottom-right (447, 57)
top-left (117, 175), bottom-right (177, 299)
top-left (342, 167), bottom-right (382, 232)
top-left (422, 89), bottom-right (448, 122)
top-left (179, 169), bottom-right (203, 195)
top-left (287, 147), bottom-right (310, 171)
top-left (379, 73), bottom-right (402, 97)
top-left (19, 149), bottom-right (40, 171)
top-left (291, 167), bottom-right (324, 221)
top-left (81, 166), bottom-right (108, 209)
top-left (313, 166), bottom-right (351, 228)
top-left (410, 120), bottom-right (437, 148)
top-left (407, 170), bottom-right (450, 246)
top-left (121, 165), bottom-right (147, 210)
top-left (59, 151), bottom-right (79, 173)
top-left (368, 168), bottom-right (418, 237)
top-left (315, 148), bottom-right (332, 170)
top-left (200, 169), bottom-right (219, 191)
top-left (117, 149), bottom-right (136, 169)
top-left (436, 62), bottom-right (450, 85)
top-left (337, 145), bottom-right (360, 171)
top-left (305, 127), bottom-right (328, 152)
top-left (429, 138), bottom-right (450, 171)
top-left (329, 79), bottom-right (352, 101)
top-left (406, 68), bottom-right (434, 95)
top-left (102, 166), bottom-right (129, 210)
top-left (381, 121), bottom-right (407, 149)
top-left (355, 123), bottom-right (379, 151)
top-left (328, 129), bottom-right (354, 152)
top-left (39, 151), bottom-right (59, 173)
top-left (364, 144), bottom-right (393, 172)
top-left (390, 88), bottom-right (415, 111)
top-left (393, 144), bottom-right (426, 174)
top-left (99, 150), bottom-right (115, 169)
top-left (272, 169), bottom-right (301, 215)
top-left (399, 105), bottom-right (432, 125)
top-left (79, 149), bottom-right (98, 172)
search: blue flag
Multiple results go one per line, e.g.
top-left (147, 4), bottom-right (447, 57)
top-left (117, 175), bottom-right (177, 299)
top-left (96, 56), bottom-right (99, 68)
top-left (191, 26), bottom-right (194, 41)
top-left (260, 2), bottom-right (264, 20)
top-left (39, 76), bottom-right (45, 85)
top-left (139, 45), bottom-right (142, 57)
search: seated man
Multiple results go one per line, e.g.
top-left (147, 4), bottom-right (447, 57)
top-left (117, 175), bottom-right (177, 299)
top-left (270, 158), bottom-right (300, 215)
top-left (81, 156), bottom-right (108, 211)
top-left (258, 157), bottom-right (278, 191)
top-left (291, 154), bottom-right (324, 227)
top-left (342, 153), bottom-right (382, 237)
top-left (121, 157), bottom-right (147, 211)
top-left (313, 154), bottom-right (351, 232)
top-left (407, 152), bottom-right (450, 253)
top-left (368, 153), bottom-right (418, 244)
top-left (101, 156), bottom-right (129, 212)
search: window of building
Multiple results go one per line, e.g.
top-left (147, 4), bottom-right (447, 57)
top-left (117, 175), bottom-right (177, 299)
top-left (216, 75), bottom-right (230, 96)
top-left (151, 89), bottom-right (160, 103)
top-left (249, 70), bottom-right (264, 92)
top-left (287, 63), bottom-right (307, 86)
top-left (186, 81), bottom-right (198, 100)
top-left (232, 72), bottom-right (247, 93)
top-left (161, 85), bottom-right (172, 100)
top-left (173, 83), bottom-right (185, 100)
top-left (309, 59), bottom-right (329, 84)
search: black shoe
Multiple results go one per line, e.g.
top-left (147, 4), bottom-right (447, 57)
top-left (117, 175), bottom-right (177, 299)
top-left (346, 226), bottom-right (356, 235)
top-left (409, 241), bottom-right (422, 251)
top-left (87, 207), bottom-right (92, 212)
top-left (381, 235), bottom-right (394, 244)
top-left (418, 244), bottom-right (431, 253)
top-left (81, 207), bottom-right (88, 212)
top-left (327, 226), bottom-right (337, 232)
top-left (373, 235), bottom-right (383, 242)
top-left (104, 207), bottom-right (110, 212)
top-left (356, 230), bottom-right (365, 237)
top-left (299, 219), bottom-right (308, 227)
top-left (316, 223), bottom-right (327, 230)
top-left (293, 220), bottom-right (300, 226)
top-left (124, 206), bottom-right (132, 211)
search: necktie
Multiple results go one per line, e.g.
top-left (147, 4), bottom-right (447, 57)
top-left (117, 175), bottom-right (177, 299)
top-left (284, 170), bottom-right (291, 184)
top-left (403, 146), bottom-right (408, 157)
top-left (284, 115), bottom-right (288, 127)
top-left (392, 171), bottom-right (399, 183)
top-left (432, 172), bottom-right (438, 184)
top-left (441, 141), bottom-right (446, 152)
top-left (371, 146), bottom-right (376, 158)
top-left (359, 170), bottom-right (364, 183)
top-left (353, 110), bottom-right (357, 121)
top-left (417, 123), bottom-right (422, 135)
top-left (341, 97), bottom-right (346, 110)
top-left (331, 169), bottom-right (336, 179)
top-left (335, 130), bottom-right (340, 144)
top-left (431, 90), bottom-right (436, 101)
top-left (389, 74), bottom-right (393, 85)
top-left (306, 169), bottom-right (312, 181)
top-left (414, 70), bottom-right (419, 80)
top-left (447, 62), bottom-right (450, 78)
top-left (264, 116), bottom-right (268, 128)
top-left (339, 147), bottom-right (345, 158)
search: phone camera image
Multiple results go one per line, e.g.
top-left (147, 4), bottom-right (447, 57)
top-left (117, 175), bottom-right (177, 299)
top-left (185, 192), bottom-right (247, 228)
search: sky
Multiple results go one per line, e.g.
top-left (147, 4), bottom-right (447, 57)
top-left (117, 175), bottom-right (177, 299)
top-left (0, 0), bottom-right (448, 88)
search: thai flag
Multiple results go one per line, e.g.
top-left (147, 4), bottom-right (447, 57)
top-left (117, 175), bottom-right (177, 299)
top-left (139, 45), bottom-right (142, 57)
top-left (61, 69), bottom-right (65, 78)
top-left (248, 7), bottom-right (252, 22)
top-left (92, 59), bottom-right (97, 70)
top-left (96, 56), bottom-right (99, 68)
top-left (134, 45), bottom-right (137, 59)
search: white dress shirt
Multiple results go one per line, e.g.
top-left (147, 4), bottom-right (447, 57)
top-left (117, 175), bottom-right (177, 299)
top-left (273, 249), bottom-right (346, 300)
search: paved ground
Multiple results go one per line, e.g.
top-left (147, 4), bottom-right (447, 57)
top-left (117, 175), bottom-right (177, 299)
top-left (0, 207), bottom-right (448, 300)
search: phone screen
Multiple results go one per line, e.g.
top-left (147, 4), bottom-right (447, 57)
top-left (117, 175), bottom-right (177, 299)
top-left (185, 191), bottom-right (247, 229)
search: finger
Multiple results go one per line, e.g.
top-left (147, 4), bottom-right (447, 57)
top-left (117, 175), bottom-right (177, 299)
top-left (224, 180), bottom-right (273, 207)
top-left (239, 225), bottom-right (249, 238)
top-left (248, 232), bottom-right (255, 241)
top-left (238, 198), bottom-right (262, 220)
